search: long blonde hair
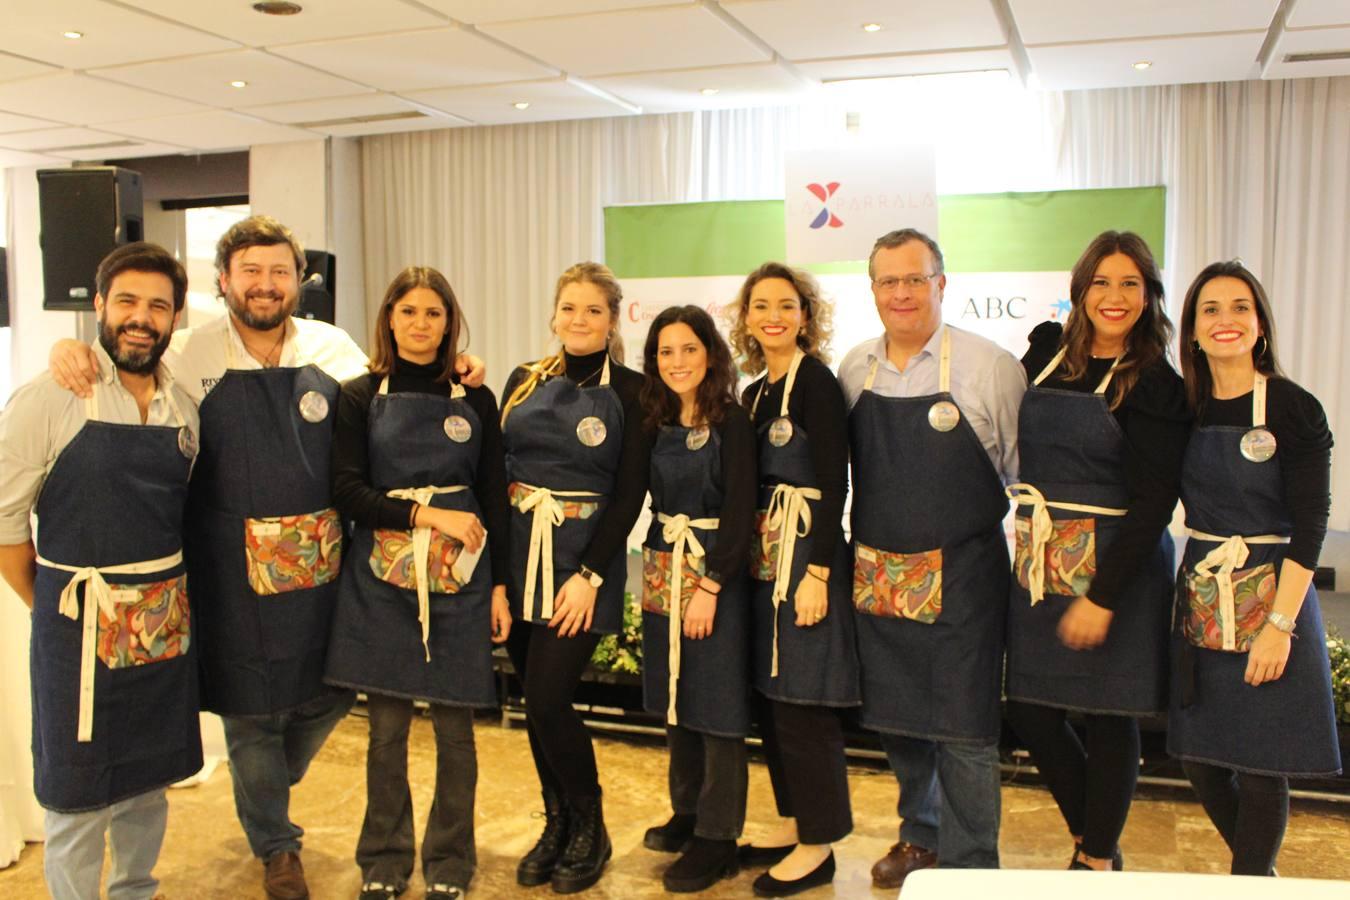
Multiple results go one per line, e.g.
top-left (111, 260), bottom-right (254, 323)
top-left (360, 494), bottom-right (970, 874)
top-left (501, 262), bottom-right (625, 425)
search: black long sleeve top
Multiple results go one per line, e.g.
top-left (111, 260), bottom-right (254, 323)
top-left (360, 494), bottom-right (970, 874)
top-left (331, 358), bottom-right (510, 587)
top-left (741, 354), bottom-right (850, 569)
top-left (503, 348), bottom-right (655, 575)
top-left (1022, 321), bottom-right (1191, 610)
top-left (1198, 376), bottom-right (1333, 569)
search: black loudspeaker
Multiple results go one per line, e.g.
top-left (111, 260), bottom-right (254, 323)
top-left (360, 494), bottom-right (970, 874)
top-left (0, 247), bottom-right (9, 328)
top-left (295, 249), bottom-right (335, 324)
top-left (38, 167), bottom-right (144, 311)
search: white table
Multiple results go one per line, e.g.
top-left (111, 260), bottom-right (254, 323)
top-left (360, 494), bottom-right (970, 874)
top-left (901, 868), bottom-right (1348, 899)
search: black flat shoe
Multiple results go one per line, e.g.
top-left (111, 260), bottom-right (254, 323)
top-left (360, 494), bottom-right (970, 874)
top-left (644, 813), bottom-right (697, 853)
top-left (737, 843), bottom-right (796, 866)
top-left (1069, 846), bottom-right (1124, 871)
top-left (752, 852), bottom-right (835, 898)
top-left (663, 837), bottom-right (739, 893)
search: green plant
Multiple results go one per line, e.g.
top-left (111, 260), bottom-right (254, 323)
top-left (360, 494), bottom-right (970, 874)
top-left (590, 592), bottom-right (644, 674)
top-left (1328, 627), bottom-right (1350, 726)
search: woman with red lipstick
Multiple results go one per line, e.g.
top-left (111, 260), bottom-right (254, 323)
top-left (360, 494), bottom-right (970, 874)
top-left (1169, 261), bottom-right (1339, 875)
top-left (730, 263), bottom-right (859, 897)
top-left (1004, 231), bottom-right (1190, 871)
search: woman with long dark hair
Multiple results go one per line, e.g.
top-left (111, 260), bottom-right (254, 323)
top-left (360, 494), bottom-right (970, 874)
top-left (500, 262), bottom-right (654, 893)
top-left (1170, 261), bottom-right (1340, 875)
top-left (636, 305), bottom-right (756, 893)
top-left (326, 266), bottom-right (512, 900)
top-left (1003, 231), bottom-right (1191, 871)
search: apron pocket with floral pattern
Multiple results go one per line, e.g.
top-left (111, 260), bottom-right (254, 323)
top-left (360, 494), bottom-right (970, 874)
top-left (852, 542), bottom-right (943, 623)
top-left (1183, 562), bottom-right (1277, 652)
top-left (97, 574), bottom-right (191, 668)
top-left (750, 508), bottom-right (782, 582)
top-left (369, 528), bottom-right (465, 594)
top-left (244, 508), bottom-right (343, 596)
top-left (1013, 515), bottom-right (1097, 598)
top-left (507, 482), bottom-right (600, 520)
top-left (641, 546), bottom-right (703, 616)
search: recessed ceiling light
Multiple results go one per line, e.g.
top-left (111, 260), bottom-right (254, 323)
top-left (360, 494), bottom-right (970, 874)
top-left (1133, 60), bottom-right (1152, 70)
top-left (862, 23), bottom-right (883, 33)
top-left (513, 101), bottom-right (530, 110)
top-left (700, 87), bottom-right (720, 96)
top-left (63, 31), bottom-right (84, 40)
top-left (230, 80), bottom-right (248, 88)
top-left (252, 1), bottom-right (303, 15)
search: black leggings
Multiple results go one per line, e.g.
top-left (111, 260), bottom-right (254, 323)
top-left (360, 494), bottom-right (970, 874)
top-left (506, 622), bottom-right (603, 803)
top-left (1182, 761), bottom-right (1289, 876)
top-left (1005, 701), bottom-right (1140, 860)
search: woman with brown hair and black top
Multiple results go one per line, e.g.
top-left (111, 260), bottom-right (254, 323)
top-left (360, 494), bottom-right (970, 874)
top-left (500, 262), bottom-right (654, 894)
top-left (326, 267), bottom-right (512, 900)
top-left (636, 305), bottom-right (756, 893)
top-left (1003, 231), bottom-right (1191, 872)
top-left (730, 263), bottom-right (859, 897)
top-left (1169, 261), bottom-right (1340, 875)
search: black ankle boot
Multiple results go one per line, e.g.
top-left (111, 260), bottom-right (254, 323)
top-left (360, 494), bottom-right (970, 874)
top-left (644, 812), bottom-right (697, 852)
top-left (550, 793), bottom-right (612, 894)
top-left (517, 787), bottom-right (570, 886)
top-left (663, 837), bottom-right (738, 893)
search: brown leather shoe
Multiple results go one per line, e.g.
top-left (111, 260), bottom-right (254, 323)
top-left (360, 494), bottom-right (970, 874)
top-left (871, 841), bottom-right (937, 890)
top-left (264, 850), bottom-right (309, 900)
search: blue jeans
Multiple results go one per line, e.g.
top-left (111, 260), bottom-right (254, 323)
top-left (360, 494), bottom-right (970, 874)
top-left (881, 733), bottom-right (1001, 868)
top-left (44, 788), bottom-right (168, 900)
top-left (223, 689), bottom-right (356, 860)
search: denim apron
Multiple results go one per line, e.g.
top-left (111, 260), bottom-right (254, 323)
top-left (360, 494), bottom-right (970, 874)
top-left (30, 386), bottom-right (202, 812)
top-left (1005, 349), bottom-right (1173, 714)
top-left (640, 423), bottom-right (751, 737)
top-left (325, 378), bottom-right (496, 707)
top-left (1167, 374), bottom-right (1341, 776)
top-left (849, 330), bottom-right (1009, 743)
top-left (187, 332), bottom-right (344, 716)
top-left (502, 356), bottom-right (627, 634)
top-left (748, 350), bottom-right (860, 706)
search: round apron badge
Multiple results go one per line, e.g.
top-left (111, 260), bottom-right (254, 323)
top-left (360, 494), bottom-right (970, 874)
top-left (768, 417), bottom-right (794, 447)
top-left (298, 390), bottom-right (330, 423)
top-left (1240, 427), bottom-right (1277, 463)
top-left (927, 400), bottom-right (960, 432)
top-left (686, 426), bottom-right (710, 451)
top-left (177, 426), bottom-right (198, 459)
top-left (576, 416), bottom-right (608, 447)
top-left (443, 415), bottom-right (473, 443)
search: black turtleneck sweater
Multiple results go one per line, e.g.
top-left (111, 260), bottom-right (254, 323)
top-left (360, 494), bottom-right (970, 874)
top-left (331, 357), bottom-right (510, 586)
top-left (502, 349), bottom-right (655, 575)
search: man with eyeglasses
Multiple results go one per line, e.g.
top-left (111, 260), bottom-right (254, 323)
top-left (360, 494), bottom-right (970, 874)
top-left (838, 228), bottom-right (1025, 889)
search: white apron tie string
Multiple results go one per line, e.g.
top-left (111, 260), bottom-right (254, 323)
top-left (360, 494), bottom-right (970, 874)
top-left (386, 485), bottom-right (470, 661)
top-left (656, 513), bottom-right (718, 726)
top-left (763, 483), bottom-right (822, 677)
top-left (1188, 529), bottom-right (1290, 651)
top-left (513, 484), bottom-right (601, 622)
top-left (1005, 483), bottom-right (1127, 605)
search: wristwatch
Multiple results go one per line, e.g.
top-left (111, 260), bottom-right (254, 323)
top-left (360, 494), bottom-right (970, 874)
top-left (578, 565), bottom-right (605, 588)
top-left (1264, 611), bottom-right (1296, 634)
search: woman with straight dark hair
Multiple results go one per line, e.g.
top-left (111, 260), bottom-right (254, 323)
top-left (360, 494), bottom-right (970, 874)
top-left (327, 266), bottom-right (512, 900)
top-left (1170, 261), bottom-right (1340, 875)
top-left (1004, 230), bottom-right (1190, 871)
top-left (637, 305), bottom-right (756, 893)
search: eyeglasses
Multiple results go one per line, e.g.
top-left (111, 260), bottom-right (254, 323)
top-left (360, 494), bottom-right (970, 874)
top-left (872, 273), bottom-right (939, 293)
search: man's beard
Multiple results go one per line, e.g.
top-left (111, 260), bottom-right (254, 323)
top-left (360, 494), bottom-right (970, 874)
top-left (227, 286), bottom-right (295, 331)
top-left (98, 318), bottom-right (171, 375)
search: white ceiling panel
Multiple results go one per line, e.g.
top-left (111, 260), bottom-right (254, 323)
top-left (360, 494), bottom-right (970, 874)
top-left (405, 78), bottom-right (637, 125)
top-left (479, 5), bottom-right (770, 76)
top-left (273, 27), bottom-right (556, 92)
top-left (0, 110), bottom-right (60, 134)
top-left (0, 0), bottom-right (237, 69)
top-left (1264, 25), bottom-right (1350, 79)
top-left (595, 63), bottom-right (812, 112)
top-left (0, 148), bottom-right (63, 168)
top-left (0, 52), bottom-right (60, 83)
top-left (721, 0), bottom-right (1005, 60)
top-left (92, 49), bottom-right (369, 108)
top-left (796, 48), bottom-right (1015, 82)
top-left (1010, 0), bottom-right (1278, 45)
top-left (129, 0), bottom-right (448, 47)
top-left (1028, 32), bottom-right (1265, 90)
top-left (0, 126), bottom-right (127, 151)
top-left (95, 110), bottom-right (318, 151)
top-left (49, 140), bottom-right (194, 161)
top-left (419, 0), bottom-right (674, 23)
top-left (1287, 0), bottom-right (1350, 28)
top-left (0, 73), bottom-right (203, 126)
top-left (242, 92), bottom-right (422, 124)
top-left (316, 112), bottom-right (472, 136)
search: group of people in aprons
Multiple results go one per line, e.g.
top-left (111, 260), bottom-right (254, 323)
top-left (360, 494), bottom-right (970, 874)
top-left (1, 215), bottom-right (1339, 900)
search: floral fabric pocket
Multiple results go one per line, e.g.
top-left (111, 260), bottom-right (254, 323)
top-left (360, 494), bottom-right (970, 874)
top-left (852, 542), bottom-right (943, 623)
top-left (369, 528), bottom-right (465, 594)
top-left (97, 575), bottom-right (191, 669)
top-left (1184, 562), bottom-right (1277, 652)
top-left (244, 508), bottom-right (343, 596)
top-left (1013, 515), bottom-right (1097, 598)
top-left (507, 482), bottom-right (599, 520)
top-left (641, 547), bottom-right (703, 616)
top-left (750, 509), bottom-right (782, 583)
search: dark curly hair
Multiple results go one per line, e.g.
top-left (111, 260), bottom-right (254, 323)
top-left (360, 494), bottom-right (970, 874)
top-left (640, 305), bottom-right (739, 431)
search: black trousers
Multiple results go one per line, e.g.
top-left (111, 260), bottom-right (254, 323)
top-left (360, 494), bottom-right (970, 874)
top-left (667, 724), bottom-right (748, 840)
top-left (357, 693), bottom-right (477, 888)
top-left (1182, 760), bottom-right (1289, 876)
top-left (505, 622), bottom-right (603, 803)
top-left (1005, 701), bottom-right (1140, 860)
top-left (755, 694), bottom-right (852, 845)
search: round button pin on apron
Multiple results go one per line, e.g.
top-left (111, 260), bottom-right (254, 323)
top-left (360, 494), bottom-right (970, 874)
top-left (768, 417), bottom-right (794, 447)
top-left (1240, 427), bottom-right (1277, 463)
top-left (576, 415), bottom-right (608, 447)
top-left (177, 427), bottom-right (198, 459)
top-left (298, 390), bottom-right (330, 423)
top-left (443, 415), bottom-right (473, 443)
top-left (927, 400), bottom-right (960, 432)
top-left (686, 425), bottom-right (710, 451)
